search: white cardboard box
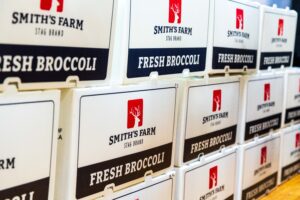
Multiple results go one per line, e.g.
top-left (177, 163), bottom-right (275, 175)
top-left (206, 0), bottom-right (260, 73)
top-left (0, 89), bottom-right (60, 200)
top-left (97, 171), bottom-right (175, 200)
top-left (175, 76), bottom-right (240, 166)
top-left (236, 134), bottom-right (280, 200)
top-left (257, 5), bottom-right (297, 70)
top-left (110, 0), bottom-right (210, 84)
top-left (278, 125), bottom-right (300, 184)
top-left (283, 69), bottom-right (300, 127)
top-left (176, 147), bottom-right (238, 200)
top-left (238, 72), bottom-right (284, 143)
top-left (0, 0), bottom-right (115, 90)
top-left (55, 83), bottom-right (178, 200)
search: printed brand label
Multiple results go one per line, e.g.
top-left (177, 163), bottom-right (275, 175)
top-left (244, 77), bottom-right (283, 141)
top-left (184, 152), bottom-right (236, 200)
top-left (242, 173), bottom-right (277, 200)
top-left (76, 87), bottom-right (176, 199)
top-left (285, 73), bottom-right (300, 124)
top-left (242, 137), bottom-right (280, 200)
top-left (281, 129), bottom-right (300, 181)
top-left (183, 82), bottom-right (239, 162)
top-left (281, 160), bottom-right (300, 182)
top-left (127, 0), bottom-right (209, 78)
top-left (212, 0), bottom-right (259, 69)
top-left (259, 11), bottom-right (297, 69)
top-left (0, 0), bottom-right (113, 83)
top-left (0, 101), bottom-right (55, 199)
top-left (113, 178), bottom-right (173, 200)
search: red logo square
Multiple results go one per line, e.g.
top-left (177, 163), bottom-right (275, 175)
top-left (169, 0), bottom-right (182, 24)
top-left (212, 90), bottom-right (222, 112)
top-left (127, 99), bottom-right (143, 129)
top-left (261, 146), bottom-right (267, 165)
top-left (296, 133), bottom-right (300, 148)
top-left (209, 166), bottom-right (218, 189)
top-left (278, 18), bottom-right (284, 36)
top-left (264, 83), bottom-right (271, 102)
top-left (236, 8), bottom-right (244, 30)
top-left (40, 0), bottom-right (64, 12)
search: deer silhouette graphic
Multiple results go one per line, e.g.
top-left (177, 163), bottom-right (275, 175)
top-left (214, 96), bottom-right (221, 111)
top-left (171, 3), bottom-right (181, 24)
top-left (210, 173), bottom-right (217, 188)
top-left (278, 26), bottom-right (283, 36)
top-left (262, 154), bottom-right (266, 163)
top-left (296, 135), bottom-right (300, 148)
top-left (237, 15), bottom-right (243, 29)
top-left (265, 91), bottom-right (270, 101)
top-left (129, 106), bottom-right (141, 128)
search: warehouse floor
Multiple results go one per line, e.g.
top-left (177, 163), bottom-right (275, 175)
top-left (261, 174), bottom-right (300, 200)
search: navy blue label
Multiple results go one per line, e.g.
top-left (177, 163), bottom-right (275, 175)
top-left (260, 51), bottom-right (292, 70)
top-left (285, 106), bottom-right (300, 124)
top-left (0, 44), bottom-right (109, 83)
top-left (212, 47), bottom-right (257, 70)
top-left (127, 48), bottom-right (206, 78)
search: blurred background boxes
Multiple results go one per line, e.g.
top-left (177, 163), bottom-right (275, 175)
top-left (257, 5), bottom-right (297, 71)
top-left (236, 134), bottom-right (280, 200)
top-left (278, 125), bottom-right (300, 184)
top-left (175, 76), bottom-right (240, 166)
top-left (176, 147), bottom-right (238, 200)
top-left (238, 72), bottom-right (284, 144)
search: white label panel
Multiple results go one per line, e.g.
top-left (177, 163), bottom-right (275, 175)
top-left (0, 0), bottom-right (113, 48)
top-left (75, 87), bottom-right (176, 198)
top-left (281, 129), bottom-right (300, 181)
top-left (259, 10), bottom-right (297, 69)
top-left (184, 153), bottom-right (236, 200)
top-left (127, 0), bottom-right (209, 78)
top-left (242, 137), bottom-right (280, 200)
top-left (183, 82), bottom-right (239, 162)
top-left (0, 101), bottom-right (54, 199)
top-left (261, 12), bottom-right (297, 53)
top-left (212, 0), bottom-right (259, 69)
top-left (244, 77), bottom-right (283, 141)
top-left (129, 0), bottom-right (209, 48)
top-left (213, 0), bottom-right (259, 49)
top-left (0, 0), bottom-right (113, 84)
top-left (285, 73), bottom-right (300, 124)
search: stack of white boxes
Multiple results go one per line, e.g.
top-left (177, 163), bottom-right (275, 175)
top-left (0, 0), bottom-right (299, 200)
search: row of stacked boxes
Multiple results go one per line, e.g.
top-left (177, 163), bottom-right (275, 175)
top-left (0, 0), bottom-right (296, 89)
top-left (2, 71), bottom-right (300, 200)
top-left (0, 0), bottom-right (299, 200)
